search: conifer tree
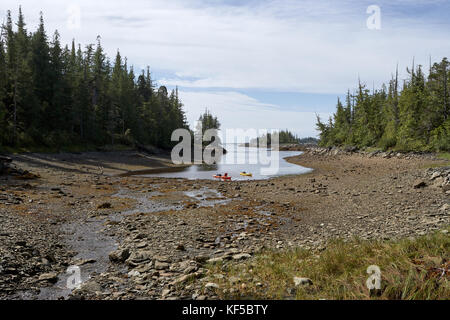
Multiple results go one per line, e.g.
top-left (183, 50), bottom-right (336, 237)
top-left (0, 8), bottom-right (197, 151)
top-left (317, 58), bottom-right (450, 151)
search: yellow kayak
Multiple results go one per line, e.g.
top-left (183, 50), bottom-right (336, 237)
top-left (240, 172), bottom-right (252, 177)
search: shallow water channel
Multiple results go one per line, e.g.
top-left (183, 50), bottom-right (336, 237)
top-left (34, 187), bottom-right (229, 299)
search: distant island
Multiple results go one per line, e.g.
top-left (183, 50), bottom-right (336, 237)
top-left (240, 130), bottom-right (318, 148)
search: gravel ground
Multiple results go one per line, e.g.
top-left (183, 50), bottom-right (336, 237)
top-left (0, 149), bottom-right (448, 300)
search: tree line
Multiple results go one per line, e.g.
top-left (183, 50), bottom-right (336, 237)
top-left (316, 58), bottom-right (450, 152)
top-left (197, 109), bottom-right (221, 134)
top-left (251, 130), bottom-right (317, 146)
top-left (0, 8), bottom-right (190, 151)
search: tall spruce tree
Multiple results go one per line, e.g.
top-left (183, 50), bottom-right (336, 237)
top-left (0, 8), bottom-right (197, 151)
top-left (317, 58), bottom-right (450, 151)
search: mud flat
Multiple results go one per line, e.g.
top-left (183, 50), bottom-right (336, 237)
top-left (8, 151), bottom-right (187, 176)
top-left (0, 150), bottom-right (448, 299)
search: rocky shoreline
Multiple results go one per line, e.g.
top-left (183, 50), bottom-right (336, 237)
top-left (303, 145), bottom-right (441, 159)
top-left (0, 150), bottom-right (448, 300)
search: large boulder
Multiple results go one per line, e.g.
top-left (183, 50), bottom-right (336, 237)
top-left (125, 250), bottom-right (153, 266)
top-left (109, 248), bottom-right (130, 263)
top-left (293, 277), bottom-right (313, 286)
top-left (0, 155), bottom-right (12, 174)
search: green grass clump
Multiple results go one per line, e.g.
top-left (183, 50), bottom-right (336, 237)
top-left (206, 228), bottom-right (449, 300)
top-left (437, 152), bottom-right (450, 161)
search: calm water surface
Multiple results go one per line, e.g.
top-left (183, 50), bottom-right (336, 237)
top-left (140, 144), bottom-right (312, 180)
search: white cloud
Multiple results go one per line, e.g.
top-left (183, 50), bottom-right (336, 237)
top-left (3, 0), bottom-right (448, 93)
top-left (179, 90), bottom-right (331, 138)
top-left (1, 0), bottom-right (448, 135)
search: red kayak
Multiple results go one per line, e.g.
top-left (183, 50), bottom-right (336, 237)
top-left (213, 173), bottom-right (231, 180)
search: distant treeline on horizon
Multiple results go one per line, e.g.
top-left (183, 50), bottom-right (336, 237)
top-left (249, 130), bottom-right (319, 146)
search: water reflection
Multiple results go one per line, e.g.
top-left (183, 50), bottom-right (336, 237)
top-left (133, 144), bottom-right (312, 180)
top-left (197, 163), bottom-right (219, 171)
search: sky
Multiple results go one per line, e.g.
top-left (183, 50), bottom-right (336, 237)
top-left (1, 0), bottom-right (450, 140)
